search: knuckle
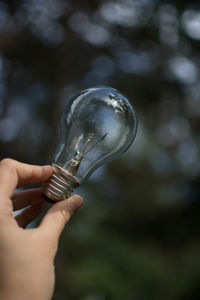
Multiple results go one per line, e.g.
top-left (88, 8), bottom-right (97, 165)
top-left (0, 199), bottom-right (13, 218)
top-left (0, 158), bottom-right (16, 169)
top-left (58, 206), bottom-right (70, 223)
top-left (31, 165), bottom-right (44, 179)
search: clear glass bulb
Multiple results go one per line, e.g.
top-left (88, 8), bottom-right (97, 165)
top-left (42, 86), bottom-right (137, 203)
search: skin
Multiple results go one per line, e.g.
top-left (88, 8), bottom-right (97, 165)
top-left (0, 158), bottom-right (83, 300)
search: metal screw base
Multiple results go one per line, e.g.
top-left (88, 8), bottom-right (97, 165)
top-left (41, 164), bottom-right (80, 202)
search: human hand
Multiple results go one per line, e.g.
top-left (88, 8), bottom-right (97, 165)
top-left (0, 159), bottom-right (83, 300)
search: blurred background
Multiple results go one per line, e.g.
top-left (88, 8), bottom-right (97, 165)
top-left (0, 0), bottom-right (200, 299)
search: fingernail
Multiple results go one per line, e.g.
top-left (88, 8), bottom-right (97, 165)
top-left (67, 194), bottom-right (83, 212)
top-left (42, 165), bottom-right (54, 178)
top-left (43, 165), bottom-right (53, 172)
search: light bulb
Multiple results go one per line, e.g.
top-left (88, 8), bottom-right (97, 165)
top-left (42, 86), bottom-right (137, 203)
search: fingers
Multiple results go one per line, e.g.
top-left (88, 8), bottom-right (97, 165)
top-left (39, 194), bottom-right (83, 247)
top-left (15, 202), bottom-right (44, 228)
top-left (0, 159), bottom-right (53, 198)
top-left (12, 189), bottom-right (45, 211)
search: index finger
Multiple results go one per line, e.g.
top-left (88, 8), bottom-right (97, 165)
top-left (0, 159), bottom-right (53, 198)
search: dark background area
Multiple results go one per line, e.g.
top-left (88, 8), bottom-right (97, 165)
top-left (0, 0), bottom-right (200, 299)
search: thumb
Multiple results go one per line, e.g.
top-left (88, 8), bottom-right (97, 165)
top-left (39, 194), bottom-right (83, 245)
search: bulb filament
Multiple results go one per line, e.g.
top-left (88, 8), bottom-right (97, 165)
top-left (63, 132), bottom-right (107, 176)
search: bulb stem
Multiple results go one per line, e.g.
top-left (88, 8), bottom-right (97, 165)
top-left (41, 164), bottom-right (80, 202)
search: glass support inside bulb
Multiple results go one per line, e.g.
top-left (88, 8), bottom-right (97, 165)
top-left (63, 132), bottom-right (107, 176)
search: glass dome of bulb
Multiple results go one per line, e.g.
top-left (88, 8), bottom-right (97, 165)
top-left (54, 86), bottom-right (137, 181)
top-left (42, 86), bottom-right (137, 202)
